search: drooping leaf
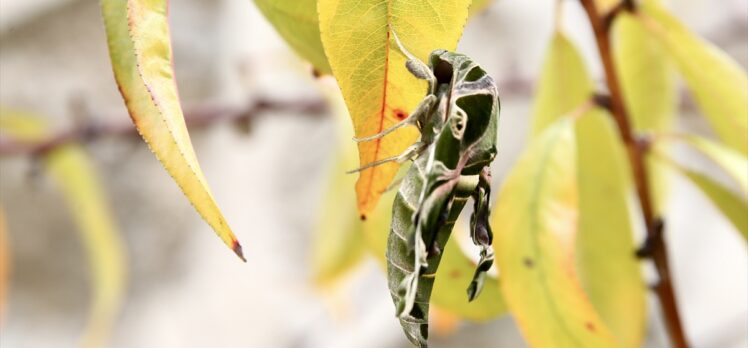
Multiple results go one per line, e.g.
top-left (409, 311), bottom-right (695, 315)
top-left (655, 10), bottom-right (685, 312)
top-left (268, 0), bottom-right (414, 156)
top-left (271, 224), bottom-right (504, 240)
top-left (99, 0), bottom-right (244, 260)
top-left (0, 206), bottom-right (8, 322)
top-left (530, 32), bottom-right (593, 138)
top-left (0, 112), bottom-right (127, 348)
top-left (253, 0), bottom-right (332, 74)
top-left (492, 118), bottom-right (618, 348)
top-left (361, 177), bottom-right (506, 321)
top-left (614, 11), bottom-right (676, 214)
top-left (318, 0), bottom-right (471, 216)
top-left (575, 111), bottom-right (646, 348)
top-left (652, 151), bottom-right (748, 242)
top-left (638, 1), bottom-right (748, 154)
top-left (669, 135), bottom-right (748, 195)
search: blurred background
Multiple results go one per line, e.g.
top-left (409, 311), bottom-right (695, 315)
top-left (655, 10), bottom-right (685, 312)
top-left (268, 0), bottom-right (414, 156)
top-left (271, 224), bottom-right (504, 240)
top-left (0, 0), bottom-right (746, 347)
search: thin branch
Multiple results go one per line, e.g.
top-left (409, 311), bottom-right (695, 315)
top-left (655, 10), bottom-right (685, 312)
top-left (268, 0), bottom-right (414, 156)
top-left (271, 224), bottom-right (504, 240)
top-left (578, 0), bottom-right (689, 347)
top-left (0, 98), bottom-right (328, 157)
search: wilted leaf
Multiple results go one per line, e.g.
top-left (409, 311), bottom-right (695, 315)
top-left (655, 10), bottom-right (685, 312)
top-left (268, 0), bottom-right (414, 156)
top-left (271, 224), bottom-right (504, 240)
top-left (614, 11), bottom-right (676, 214)
top-left (492, 118), bottom-right (618, 348)
top-left (652, 151), bottom-right (748, 242)
top-left (318, 0), bottom-right (471, 216)
top-left (0, 112), bottom-right (127, 348)
top-left (530, 32), bottom-right (593, 138)
top-left (100, 0), bottom-right (244, 260)
top-left (638, 1), bottom-right (748, 154)
top-left (254, 0), bottom-right (332, 74)
top-left (575, 112), bottom-right (646, 348)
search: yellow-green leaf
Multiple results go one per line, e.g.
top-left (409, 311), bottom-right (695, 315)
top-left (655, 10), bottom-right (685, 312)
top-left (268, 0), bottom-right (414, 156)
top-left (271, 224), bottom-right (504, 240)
top-left (614, 11), bottom-right (676, 215)
top-left (361, 173), bottom-right (506, 321)
top-left (671, 135), bottom-right (748, 195)
top-left (653, 151), bottom-right (748, 242)
top-left (530, 32), bottom-right (593, 138)
top-left (318, 0), bottom-right (471, 216)
top-left (638, 1), bottom-right (748, 154)
top-left (100, 0), bottom-right (244, 260)
top-left (492, 118), bottom-right (618, 348)
top-left (254, 0), bottom-right (332, 74)
top-left (312, 138), bottom-right (367, 288)
top-left (575, 111), bottom-right (646, 348)
top-left (0, 112), bottom-right (127, 348)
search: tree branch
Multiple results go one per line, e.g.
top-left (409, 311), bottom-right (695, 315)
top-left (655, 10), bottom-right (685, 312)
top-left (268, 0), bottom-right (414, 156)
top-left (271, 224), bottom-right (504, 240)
top-left (578, 1), bottom-right (689, 347)
top-left (0, 98), bottom-right (328, 157)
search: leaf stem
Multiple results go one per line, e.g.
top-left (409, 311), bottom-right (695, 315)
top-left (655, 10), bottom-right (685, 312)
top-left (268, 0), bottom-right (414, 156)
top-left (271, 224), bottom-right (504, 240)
top-left (578, 1), bottom-right (689, 347)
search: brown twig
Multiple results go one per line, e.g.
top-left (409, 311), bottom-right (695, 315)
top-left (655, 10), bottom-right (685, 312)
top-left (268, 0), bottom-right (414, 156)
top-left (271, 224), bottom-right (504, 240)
top-left (578, 0), bottom-right (689, 347)
top-left (0, 97), bottom-right (328, 157)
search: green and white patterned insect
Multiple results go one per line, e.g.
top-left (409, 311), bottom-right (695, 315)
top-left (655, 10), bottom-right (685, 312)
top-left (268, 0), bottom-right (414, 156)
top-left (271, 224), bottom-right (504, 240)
top-left (351, 32), bottom-right (501, 347)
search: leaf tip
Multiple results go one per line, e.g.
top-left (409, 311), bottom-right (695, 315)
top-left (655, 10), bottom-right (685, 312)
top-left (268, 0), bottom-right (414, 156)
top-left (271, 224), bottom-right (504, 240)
top-left (232, 239), bottom-right (247, 263)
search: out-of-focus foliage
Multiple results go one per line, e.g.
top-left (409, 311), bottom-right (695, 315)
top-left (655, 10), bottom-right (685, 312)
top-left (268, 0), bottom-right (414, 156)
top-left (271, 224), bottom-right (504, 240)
top-left (530, 31), bottom-right (646, 347)
top-left (614, 11), bottom-right (676, 214)
top-left (530, 33), bottom-right (592, 137)
top-left (575, 112), bottom-right (646, 348)
top-left (317, 0), bottom-right (471, 216)
top-left (99, 0), bottom-right (244, 260)
top-left (0, 206), bottom-right (8, 322)
top-left (253, 0), bottom-right (332, 74)
top-left (0, 111), bottom-right (127, 348)
top-left (492, 118), bottom-right (619, 348)
top-left (638, 1), bottom-right (748, 154)
top-left (651, 135), bottom-right (748, 241)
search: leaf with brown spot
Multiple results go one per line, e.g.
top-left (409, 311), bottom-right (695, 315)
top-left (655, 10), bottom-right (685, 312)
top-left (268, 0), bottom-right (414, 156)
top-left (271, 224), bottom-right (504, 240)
top-left (318, 0), bottom-right (472, 216)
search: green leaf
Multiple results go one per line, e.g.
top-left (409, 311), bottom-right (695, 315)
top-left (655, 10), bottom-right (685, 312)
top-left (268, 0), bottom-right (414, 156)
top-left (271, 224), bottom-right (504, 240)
top-left (253, 0), bottom-right (332, 74)
top-left (318, 0), bottom-right (471, 216)
top-left (0, 111), bottom-right (127, 348)
top-left (100, 0), bottom-right (244, 260)
top-left (614, 11), bottom-right (676, 215)
top-left (638, 1), bottom-right (748, 154)
top-left (530, 32), bottom-right (593, 138)
top-left (652, 151), bottom-right (748, 242)
top-left (575, 111), bottom-right (646, 348)
top-left (492, 118), bottom-right (619, 348)
top-left (361, 171), bottom-right (506, 321)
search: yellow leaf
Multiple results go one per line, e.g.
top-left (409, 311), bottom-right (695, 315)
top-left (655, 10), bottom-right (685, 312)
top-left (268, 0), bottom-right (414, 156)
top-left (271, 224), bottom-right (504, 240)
top-left (254, 0), bottom-right (332, 74)
top-left (652, 151), bottom-right (748, 242)
top-left (575, 111), bottom-right (646, 348)
top-left (99, 0), bottom-right (244, 260)
top-left (530, 32), bottom-right (593, 138)
top-left (614, 11), bottom-right (676, 215)
top-left (492, 118), bottom-right (618, 348)
top-left (318, 0), bottom-right (471, 216)
top-left (638, 2), bottom-right (748, 154)
top-left (0, 111), bottom-right (127, 348)
top-left (0, 206), bottom-right (8, 323)
top-left (361, 173), bottom-right (506, 321)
